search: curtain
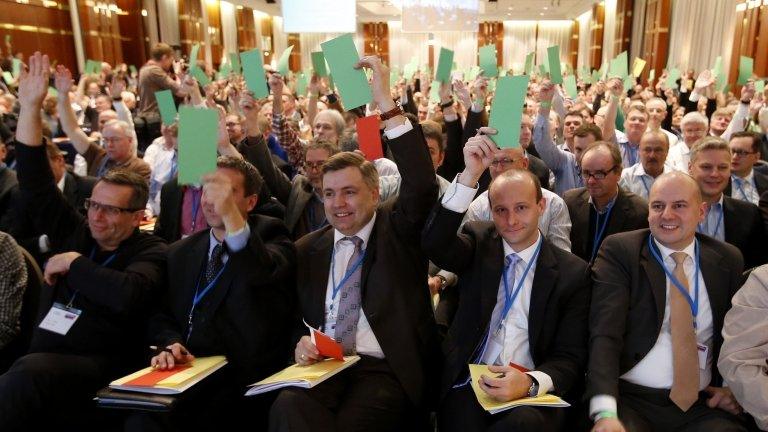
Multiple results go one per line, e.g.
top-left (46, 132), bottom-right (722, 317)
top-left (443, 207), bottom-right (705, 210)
top-left (629, 0), bottom-right (646, 63)
top-left (503, 21), bottom-right (537, 72)
top-left (220, 1), bottom-right (238, 61)
top-left (536, 21), bottom-right (573, 66)
top-left (143, 0), bottom-right (159, 47)
top-left (272, 16), bottom-right (287, 68)
top-left (577, 12), bottom-right (591, 69)
top-left (432, 30), bottom-right (478, 70)
top-left (387, 21), bottom-right (430, 68)
top-left (253, 12), bottom-right (262, 50)
top-left (156, 0), bottom-right (179, 45)
top-left (667, 0), bottom-right (737, 75)
top-left (602, 0), bottom-right (618, 63)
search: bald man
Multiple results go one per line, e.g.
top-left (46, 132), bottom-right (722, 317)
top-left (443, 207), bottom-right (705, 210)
top-left (423, 132), bottom-right (590, 431)
top-left (588, 171), bottom-right (748, 432)
top-left (620, 131), bottom-right (673, 200)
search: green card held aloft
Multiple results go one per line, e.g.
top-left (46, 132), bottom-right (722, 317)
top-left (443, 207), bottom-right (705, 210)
top-left (190, 67), bottom-right (211, 86)
top-left (429, 83), bottom-right (441, 103)
top-left (155, 90), bottom-right (177, 126)
top-left (296, 73), bottom-right (308, 96)
top-left (713, 56), bottom-right (723, 78)
top-left (311, 51), bottom-right (328, 77)
top-left (499, 67), bottom-right (507, 77)
top-left (321, 34), bottom-right (372, 110)
top-left (564, 75), bottom-right (578, 99)
top-left (547, 46), bottom-right (563, 84)
top-left (665, 68), bottom-right (681, 90)
top-left (48, 87), bottom-right (58, 97)
top-left (524, 52), bottom-right (534, 76)
top-left (468, 65), bottom-right (481, 80)
top-left (609, 51), bottom-right (628, 79)
top-left (435, 47), bottom-right (454, 83)
top-left (479, 44), bottom-right (498, 78)
top-left (755, 79), bottom-right (765, 95)
top-left (240, 49), bottom-right (269, 99)
top-left (85, 59), bottom-right (101, 76)
top-left (632, 58), bottom-right (646, 77)
top-left (129, 65), bottom-right (138, 75)
top-left (189, 44), bottom-right (200, 65)
top-left (229, 52), bottom-right (241, 75)
top-left (488, 75), bottom-right (529, 149)
top-left (389, 67), bottom-right (399, 86)
top-left (1, 72), bottom-right (13, 85)
top-left (738, 56), bottom-right (753, 85)
top-left (598, 61), bottom-right (608, 80)
top-left (178, 106), bottom-right (218, 185)
top-left (11, 58), bottom-right (21, 78)
top-left (277, 45), bottom-right (293, 77)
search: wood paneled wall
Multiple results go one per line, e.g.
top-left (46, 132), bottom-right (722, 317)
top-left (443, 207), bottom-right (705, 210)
top-left (0, 0), bottom-right (77, 69)
top-left (614, 0), bottom-right (633, 55)
top-left (179, 0), bottom-right (204, 63)
top-left (116, 0), bottom-right (147, 69)
top-left (205, 0), bottom-right (222, 67)
top-left (588, 2), bottom-right (605, 69)
top-left (78, 1), bottom-right (124, 65)
top-left (478, 21), bottom-right (503, 67)
top-left (235, 6), bottom-right (256, 51)
top-left (570, 19), bottom-right (579, 69)
top-left (259, 16), bottom-right (273, 65)
top-left (729, 3), bottom-right (768, 89)
top-left (287, 33), bottom-right (300, 72)
top-left (640, 0), bottom-right (670, 84)
top-left (363, 22), bottom-right (388, 66)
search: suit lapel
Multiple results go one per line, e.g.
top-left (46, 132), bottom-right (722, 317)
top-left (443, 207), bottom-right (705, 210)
top-left (722, 197), bottom-right (737, 242)
top-left (528, 240), bottom-right (557, 351)
top-left (607, 188), bottom-right (630, 234)
top-left (305, 230), bottom-right (334, 328)
top-left (640, 236), bottom-right (667, 332)
top-left (179, 233), bottom-right (210, 317)
top-left (481, 233), bottom-right (505, 330)
top-left (698, 238), bottom-right (731, 326)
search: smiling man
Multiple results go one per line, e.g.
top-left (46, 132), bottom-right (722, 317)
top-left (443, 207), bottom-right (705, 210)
top-left (421, 128), bottom-right (590, 431)
top-left (725, 131), bottom-right (768, 205)
top-left (0, 52), bottom-right (167, 430)
top-left (588, 171), bottom-right (749, 432)
top-left (620, 130), bottom-right (673, 200)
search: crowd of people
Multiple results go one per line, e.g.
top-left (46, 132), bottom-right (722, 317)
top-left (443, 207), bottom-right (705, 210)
top-left (0, 37), bottom-right (767, 432)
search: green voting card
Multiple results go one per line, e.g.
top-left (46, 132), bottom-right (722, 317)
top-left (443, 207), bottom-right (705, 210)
top-left (321, 34), bottom-right (372, 110)
top-left (48, 87), bottom-right (57, 97)
top-left (190, 67), bottom-right (211, 86)
top-left (665, 68), bottom-right (681, 90)
top-left (738, 56), bottom-right (753, 85)
top-left (277, 45), bottom-right (293, 77)
top-left (178, 106), bottom-right (218, 185)
top-left (429, 83), bottom-right (441, 103)
top-left (218, 63), bottom-right (232, 80)
top-left (311, 51), bottom-right (328, 77)
top-left (189, 44), bottom-right (200, 64)
top-left (499, 67), bottom-right (507, 77)
top-left (713, 56), bottom-right (723, 78)
top-left (610, 51), bottom-right (628, 79)
top-left (1, 72), bottom-right (13, 85)
top-left (296, 73), bottom-right (308, 96)
top-left (229, 52), bottom-right (241, 75)
top-left (547, 46), bottom-right (562, 84)
top-left (755, 79), bottom-right (765, 95)
top-left (403, 62), bottom-right (417, 80)
top-left (435, 48), bottom-right (454, 83)
top-left (564, 75), bottom-right (578, 99)
top-left (524, 52), bottom-right (534, 76)
top-left (11, 58), bottom-right (21, 78)
top-left (85, 59), bottom-right (101, 76)
top-left (468, 65), bottom-right (481, 80)
top-left (598, 61), bottom-right (607, 80)
top-left (488, 75), bottom-right (529, 149)
top-left (479, 45), bottom-right (497, 78)
top-left (129, 65), bottom-right (138, 76)
top-left (389, 67), bottom-right (399, 87)
top-left (240, 49), bottom-right (269, 99)
top-left (155, 90), bottom-right (177, 126)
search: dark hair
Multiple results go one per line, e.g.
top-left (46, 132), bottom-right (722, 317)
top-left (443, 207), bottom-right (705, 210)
top-left (564, 110), bottom-right (584, 120)
top-left (730, 131), bottom-right (761, 152)
top-left (321, 151), bottom-right (379, 191)
top-left (573, 123), bottom-right (603, 141)
top-left (420, 120), bottom-right (446, 153)
top-left (580, 141), bottom-right (623, 170)
top-left (151, 43), bottom-right (174, 61)
top-left (98, 169), bottom-right (149, 210)
top-left (216, 156), bottom-right (263, 196)
top-left (307, 139), bottom-right (340, 157)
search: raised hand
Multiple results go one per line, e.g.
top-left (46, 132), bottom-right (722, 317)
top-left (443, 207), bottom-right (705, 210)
top-left (453, 78), bottom-right (472, 108)
top-left (607, 77), bottom-right (624, 98)
top-left (538, 79), bottom-right (555, 104)
top-left (53, 65), bottom-right (74, 97)
top-left (18, 51), bottom-right (49, 108)
top-left (355, 55), bottom-right (392, 111)
top-left (460, 127), bottom-right (498, 186)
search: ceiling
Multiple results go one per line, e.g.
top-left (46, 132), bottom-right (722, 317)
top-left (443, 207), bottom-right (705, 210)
top-left (238, 0), bottom-right (596, 22)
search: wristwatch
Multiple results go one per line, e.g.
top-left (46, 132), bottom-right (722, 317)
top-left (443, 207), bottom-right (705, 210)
top-left (527, 376), bottom-right (540, 398)
top-left (435, 274), bottom-right (448, 291)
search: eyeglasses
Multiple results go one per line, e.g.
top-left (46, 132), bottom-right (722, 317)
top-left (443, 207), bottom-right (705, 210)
top-left (490, 158), bottom-right (521, 167)
top-left (305, 161), bottom-right (326, 170)
top-left (731, 149), bottom-right (757, 157)
top-left (580, 165), bottom-right (618, 180)
top-left (84, 199), bottom-right (141, 216)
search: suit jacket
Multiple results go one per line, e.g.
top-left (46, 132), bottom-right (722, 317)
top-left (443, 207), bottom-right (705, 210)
top-left (563, 187), bottom-right (649, 263)
top-left (724, 167), bottom-right (768, 200)
top-left (149, 215), bottom-right (296, 384)
top-left (421, 205), bottom-right (590, 401)
top-left (293, 126), bottom-right (440, 408)
top-left (587, 229), bottom-right (744, 400)
top-left (722, 195), bottom-right (768, 270)
top-left (0, 166), bottom-right (18, 232)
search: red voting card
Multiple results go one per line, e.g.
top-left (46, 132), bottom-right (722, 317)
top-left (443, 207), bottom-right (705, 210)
top-left (123, 364), bottom-right (192, 386)
top-left (356, 115), bottom-right (383, 161)
top-left (312, 329), bottom-right (344, 361)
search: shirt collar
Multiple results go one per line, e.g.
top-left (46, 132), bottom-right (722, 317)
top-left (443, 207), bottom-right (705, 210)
top-left (56, 174), bottom-right (66, 192)
top-left (207, 229), bottom-right (224, 257)
top-left (589, 189), bottom-right (619, 214)
top-left (333, 212), bottom-right (377, 250)
top-left (733, 169), bottom-right (754, 184)
top-left (654, 237), bottom-right (696, 263)
top-left (501, 231), bottom-right (542, 265)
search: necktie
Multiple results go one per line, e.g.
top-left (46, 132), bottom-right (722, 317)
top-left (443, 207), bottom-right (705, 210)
top-left (335, 236), bottom-right (364, 355)
top-left (169, 150), bottom-right (178, 180)
top-left (669, 252), bottom-right (699, 411)
top-left (204, 243), bottom-right (224, 286)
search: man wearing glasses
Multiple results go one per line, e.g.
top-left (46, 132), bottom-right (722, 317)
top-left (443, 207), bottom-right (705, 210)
top-left (0, 52), bottom-right (167, 429)
top-left (563, 142), bottom-right (648, 263)
top-left (725, 131), bottom-right (768, 205)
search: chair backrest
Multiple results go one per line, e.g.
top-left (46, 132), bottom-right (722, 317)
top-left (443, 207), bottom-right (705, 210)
top-left (16, 246), bottom-right (42, 350)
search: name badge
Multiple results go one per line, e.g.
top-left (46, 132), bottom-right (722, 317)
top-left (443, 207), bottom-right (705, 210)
top-left (697, 343), bottom-right (709, 370)
top-left (39, 302), bottom-right (81, 335)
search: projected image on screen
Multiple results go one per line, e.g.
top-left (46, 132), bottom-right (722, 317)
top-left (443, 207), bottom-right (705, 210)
top-left (401, 0), bottom-right (479, 32)
top-left (281, 0), bottom-right (356, 33)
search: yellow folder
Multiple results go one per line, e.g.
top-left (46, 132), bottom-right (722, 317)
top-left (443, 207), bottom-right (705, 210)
top-left (468, 364), bottom-right (571, 414)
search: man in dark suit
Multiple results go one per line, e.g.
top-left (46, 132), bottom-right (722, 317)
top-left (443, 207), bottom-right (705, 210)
top-left (725, 131), bottom-right (768, 205)
top-left (0, 53), bottom-right (167, 430)
top-left (269, 56), bottom-right (440, 432)
top-left (421, 127), bottom-right (590, 431)
top-left (688, 136), bottom-right (768, 270)
top-left (588, 171), bottom-right (748, 432)
top-left (0, 140), bottom-right (18, 232)
top-left (134, 156), bottom-right (295, 430)
top-left (11, 141), bottom-right (96, 263)
top-left (563, 142), bottom-right (649, 263)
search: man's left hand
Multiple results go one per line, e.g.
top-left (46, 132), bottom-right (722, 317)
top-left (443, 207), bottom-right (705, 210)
top-left (478, 365), bottom-right (533, 402)
top-left (43, 252), bottom-right (82, 285)
top-left (704, 386), bottom-right (743, 415)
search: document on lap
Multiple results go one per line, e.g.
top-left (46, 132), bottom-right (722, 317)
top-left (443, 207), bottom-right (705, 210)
top-left (304, 319), bottom-right (344, 360)
top-left (467, 364), bottom-right (569, 415)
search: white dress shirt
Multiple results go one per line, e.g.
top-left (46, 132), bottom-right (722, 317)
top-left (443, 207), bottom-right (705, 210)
top-left (667, 141), bottom-right (692, 172)
top-left (590, 238), bottom-right (714, 416)
top-left (619, 162), bottom-right (674, 200)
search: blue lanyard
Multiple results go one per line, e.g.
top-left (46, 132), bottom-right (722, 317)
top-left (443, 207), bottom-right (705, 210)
top-left (186, 260), bottom-right (228, 342)
top-left (624, 143), bottom-right (638, 166)
top-left (639, 175), bottom-right (650, 197)
top-left (647, 234), bottom-right (700, 327)
top-left (190, 188), bottom-right (202, 231)
top-left (330, 247), bottom-right (366, 301)
top-left (67, 247), bottom-right (117, 307)
top-left (697, 204), bottom-right (723, 238)
top-left (590, 203), bottom-right (615, 262)
top-left (734, 177), bottom-right (750, 202)
top-left (497, 238), bottom-right (542, 331)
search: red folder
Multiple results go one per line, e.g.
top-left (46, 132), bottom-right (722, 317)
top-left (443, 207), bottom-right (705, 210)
top-left (355, 115), bottom-right (383, 161)
top-left (123, 364), bottom-right (192, 386)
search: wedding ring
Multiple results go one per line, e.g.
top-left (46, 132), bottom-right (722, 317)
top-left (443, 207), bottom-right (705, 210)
top-left (300, 354), bottom-right (307, 360)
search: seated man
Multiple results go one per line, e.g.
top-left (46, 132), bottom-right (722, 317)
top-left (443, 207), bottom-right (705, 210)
top-left (688, 137), bottom-right (768, 269)
top-left (134, 157), bottom-right (295, 430)
top-left (726, 131), bottom-right (768, 205)
top-left (667, 112), bottom-right (708, 172)
top-left (0, 231), bottom-right (27, 372)
top-left (719, 264), bottom-right (768, 431)
top-left (602, 78), bottom-right (649, 168)
top-left (563, 142), bottom-right (648, 263)
top-left (620, 130), bottom-right (673, 200)
top-left (269, 56), bottom-right (440, 432)
top-left (0, 52), bottom-right (167, 429)
top-left (588, 171), bottom-right (749, 432)
top-left (422, 131), bottom-right (590, 431)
